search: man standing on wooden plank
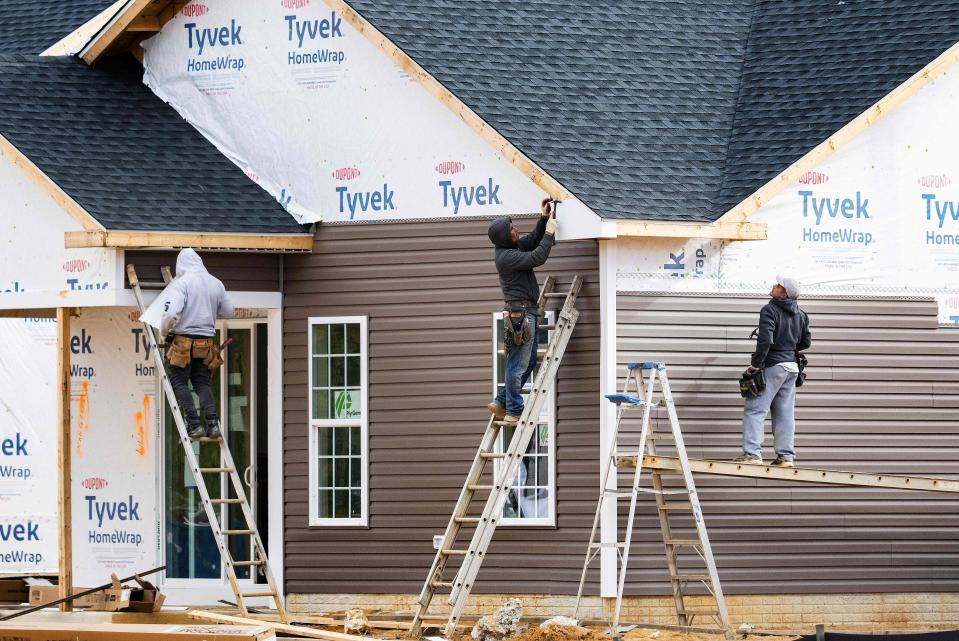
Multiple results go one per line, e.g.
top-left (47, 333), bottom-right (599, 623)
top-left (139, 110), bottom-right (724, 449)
top-left (735, 276), bottom-right (811, 467)
top-left (144, 248), bottom-right (233, 440)
top-left (486, 199), bottom-right (558, 424)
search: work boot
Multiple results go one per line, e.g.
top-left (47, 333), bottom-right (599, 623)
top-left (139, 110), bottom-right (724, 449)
top-left (501, 414), bottom-right (520, 425)
top-left (205, 417), bottom-right (222, 440)
top-left (770, 456), bottom-right (794, 468)
top-left (732, 453), bottom-right (763, 465)
top-left (487, 401), bottom-right (506, 420)
top-left (187, 423), bottom-right (205, 441)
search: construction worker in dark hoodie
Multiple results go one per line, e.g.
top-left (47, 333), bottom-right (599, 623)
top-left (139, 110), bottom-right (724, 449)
top-left (734, 275), bottom-right (811, 467)
top-left (159, 248), bottom-right (234, 441)
top-left (486, 198), bottom-right (558, 424)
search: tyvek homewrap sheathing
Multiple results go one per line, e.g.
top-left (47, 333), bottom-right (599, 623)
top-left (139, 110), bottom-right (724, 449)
top-left (618, 64), bottom-right (959, 323)
top-left (0, 310), bottom-right (159, 582)
top-left (140, 0), bottom-right (547, 224)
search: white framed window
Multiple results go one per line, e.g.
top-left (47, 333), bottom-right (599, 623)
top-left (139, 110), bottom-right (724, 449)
top-left (308, 316), bottom-right (368, 526)
top-left (491, 311), bottom-right (556, 526)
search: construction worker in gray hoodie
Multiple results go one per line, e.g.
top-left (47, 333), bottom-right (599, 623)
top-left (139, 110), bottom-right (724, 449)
top-left (486, 199), bottom-right (558, 424)
top-left (159, 248), bottom-right (234, 440)
top-left (735, 275), bottom-right (811, 467)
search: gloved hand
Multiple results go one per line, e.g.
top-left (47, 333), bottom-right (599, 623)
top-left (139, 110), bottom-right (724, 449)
top-left (541, 197), bottom-right (554, 218)
top-left (745, 366), bottom-right (759, 374)
top-left (546, 217), bottom-right (558, 236)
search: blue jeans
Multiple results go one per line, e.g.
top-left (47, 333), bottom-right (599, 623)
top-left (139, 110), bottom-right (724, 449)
top-left (495, 313), bottom-right (539, 416)
top-left (741, 364), bottom-right (797, 461)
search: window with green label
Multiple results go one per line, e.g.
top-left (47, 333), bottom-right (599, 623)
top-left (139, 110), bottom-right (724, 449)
top-left (308, 317), bottom-right (368, 525)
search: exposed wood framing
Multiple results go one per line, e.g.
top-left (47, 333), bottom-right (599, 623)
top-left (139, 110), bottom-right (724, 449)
top-left (323, 0), bottom-right (572, 202)
top-left (615, 220), bottom-right (767, 240)
top-left (0, 309), bottom-right (57, 318)
top-left (622, 455), bottom-right (959, 493)
top-left (65, 230), bottom-right (314, 251)
top-left (186, 609), bottom-right (372, 641)
top-left (56, 308), bottom-right (73, 612)
top-left (41, 0), bottom-right (127, 57)
top-left (126, 15), bottom-right (162, 32)
top-left (81, 0), bottom-right (156, 64)
top-left (0, 134), bottom-right (103, 232)
top-left (717, 40), bottom-right (959, 224)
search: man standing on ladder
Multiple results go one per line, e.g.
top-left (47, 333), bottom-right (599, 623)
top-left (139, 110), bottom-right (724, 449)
top-left (735, 275), bottom-right (811, 467)
top-left (151, 248), bottom-right (234, 441)
top-left (486, 198), bottom-right (558, 424)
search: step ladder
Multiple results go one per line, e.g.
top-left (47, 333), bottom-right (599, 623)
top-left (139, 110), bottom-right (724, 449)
top-left (127, 264), bottom-right (288, 623)
top-left (411, 275), bottom-right (583, 638)
top-left (573, 362), bottom-right (730, 638)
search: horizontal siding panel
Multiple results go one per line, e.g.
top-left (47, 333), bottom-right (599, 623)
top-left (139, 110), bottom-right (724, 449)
top-left (617, 293), bottom-right (959, 596)
top-left (284, 218), bottom-right (599, 595)
top-left (124, 250), bottom-right (280, 291)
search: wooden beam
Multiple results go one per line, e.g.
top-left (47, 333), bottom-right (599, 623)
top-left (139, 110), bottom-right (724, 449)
top-left (615, 220), bottom-right (767, 240)
top-left (624, 455), bottom-right (959, 493)
top-left (65, 230), bottom-right (314, 251)
top-left (56, 308), bottom-right (73, 612)
top-left (716, 40), bottom-right (959, 224)
top-left (81, 0), bottom-right (155, 64)
top-left (0, 134), bottom-right (103, 232)
top-left (126, 15), bottom-right (162, 32)
top-left (41, 0), bottom-right (128, 56)
top-left (186, 609), bottom-right (372, 641)
top-left (323, 0), bottom-right (571, 202)
top-left (0, 309), bottom-right (57, 318)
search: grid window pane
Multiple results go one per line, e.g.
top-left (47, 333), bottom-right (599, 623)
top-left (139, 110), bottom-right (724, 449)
top-left (312, 356), bottom-right (329, 387)
top-left (346, 324), bottom-right (360, 353)
top-left (312, 325), bottom-right (329, 356)
top-left (331, 324), bottom-right (346, 354)
top-left (314, 424), bottom-right (363, 520)
top-left (312, 389), bottom-right (329, 421)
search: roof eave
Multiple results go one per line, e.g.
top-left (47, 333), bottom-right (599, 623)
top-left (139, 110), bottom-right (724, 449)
top-left (65, 230), bottom-right (314, 251)
top-left (614, 219), bottom-right (767, 241)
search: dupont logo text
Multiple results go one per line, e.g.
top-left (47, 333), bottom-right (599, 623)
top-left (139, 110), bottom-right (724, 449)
top-left (63, 259), bottom-right (90, 273)
top-left (435, 161), bottom-right (466, 175)
top-left (181, 3), bottom-right (208, 17)
top-left (799, 189), bottom-right (873, 246)
top-left (332, 167), bottom-right (360, 181)
top-left (281, 0), bottom-right (309, 8)
top-left (798, 171), bottom-right (829, 185)
top-left (82, 477), bottom-right (109, 490)
top-left (919, 174), bottom-right (951, 189)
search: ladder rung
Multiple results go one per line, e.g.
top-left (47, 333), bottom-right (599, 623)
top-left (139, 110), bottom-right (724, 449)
top-left (454, 517), bottom-right (480, 524)
top-left (240, 591), bottom-right (277, 598)
top-left (431, 581), bottom-right (453, 589)
top-left (199, 467), bottom-right (234, 473)
top-left (589, 542), bottom-right (624, 549)
top-left (664, 538), bottom-right (701, 546)
top-left (193, 436), bottom-right (222, 442)
top-left (467, 484), bottom-right (494, 491)
top-left (658, 503), bottom-right (692, 511)
top-left (441, 549), bottom-right (469, 556)
top-left (211, 498), bottom-right (244, 504)
top-left (480, 452), bottom-right (506, 459)
top-left (232, 559), bottom-right (264, 566)
top-left (543, 292), bottom-right (567, 298)
top-left (222, 529), bottom-right (254, 535)
top-left (678, 608), bottom-right (721, 616)
top-left (637, 488), bottom-right (690, 495)
top-left (603, 490), bottom-right (636, 498)
top-left (673, 573), bottom-right (710, 582)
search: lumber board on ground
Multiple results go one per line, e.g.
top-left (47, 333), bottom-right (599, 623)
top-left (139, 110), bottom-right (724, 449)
top-left (622, 455), bottom-right (959, 493)
top-left (0, 621), bottom-right (275, 640)
top-left (186, 609), bottom-right (376, 641)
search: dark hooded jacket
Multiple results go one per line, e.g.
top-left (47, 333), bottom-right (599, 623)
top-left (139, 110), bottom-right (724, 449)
top-left (751, 296), bottom-right (812, 369)
top-left (488, 216), bottom-right (554, 307)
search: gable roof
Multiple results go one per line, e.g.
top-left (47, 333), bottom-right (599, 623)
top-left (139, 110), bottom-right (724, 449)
top-left (0, 55), bottom-right (308, 239)
top-left (0, 0), bottom-right (114, 54)
top-left (345, 0), bottom-right (959, 223)
top-left (346, 0), bottom-right (756, 224)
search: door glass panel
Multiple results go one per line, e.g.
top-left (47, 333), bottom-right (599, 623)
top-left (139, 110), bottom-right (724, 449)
top-left (226, 328), bottom-right (252, 580)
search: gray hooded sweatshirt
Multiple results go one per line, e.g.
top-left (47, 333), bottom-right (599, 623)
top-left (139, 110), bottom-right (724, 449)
top-left (160, 249), bottom-right (234, 338)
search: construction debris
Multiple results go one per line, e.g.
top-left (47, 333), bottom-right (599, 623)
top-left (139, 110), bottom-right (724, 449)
top-left (471, 598), bottom-right (524, 641)
top-left (539, 617), bottom-right (582, 630)
top-left (343, 608), bottom-right (369, 635)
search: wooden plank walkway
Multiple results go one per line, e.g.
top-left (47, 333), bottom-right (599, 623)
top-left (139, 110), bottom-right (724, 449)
top-left (614, 455), bottom-right (959, 493)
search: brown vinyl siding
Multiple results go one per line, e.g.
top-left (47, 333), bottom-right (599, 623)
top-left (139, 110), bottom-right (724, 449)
top-left (283, 219), bottom-right (601, 595)
top-left (124, 250), bottom-right (281, 291)
top-left (616, 293), bottom-right (959, 595)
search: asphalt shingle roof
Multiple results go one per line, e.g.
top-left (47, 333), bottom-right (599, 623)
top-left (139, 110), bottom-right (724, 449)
top-left (0, 55), bottom-right (306, 234)
top-left (346, 0), bottom-right (959, 222)
top-left (0, 1), bottom-right (113, 55)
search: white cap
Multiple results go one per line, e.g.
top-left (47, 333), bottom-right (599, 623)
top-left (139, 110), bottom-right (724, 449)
top-left (775, 274), bottom-right (800, 299)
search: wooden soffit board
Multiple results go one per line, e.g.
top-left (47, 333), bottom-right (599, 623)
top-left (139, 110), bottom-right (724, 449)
top-left (64, 230), bottom-right (314, 251)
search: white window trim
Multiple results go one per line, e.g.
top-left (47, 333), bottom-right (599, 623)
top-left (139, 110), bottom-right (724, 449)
top-left (491, 311), bottom-right (557, 527)
top-left (307, 315), bottom-right (369, 527)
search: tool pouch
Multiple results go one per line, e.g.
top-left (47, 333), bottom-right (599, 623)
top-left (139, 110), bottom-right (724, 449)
top-left (191, 337), bottom-right (224, 371)
top-left (795, 352), bottom-right (808, 388)
top-left (165, 335), bottom-right (193, 369)
top-left (739, 368), bottom-right (766, 399)
top-left (503, 311), bottom-right (532, 347)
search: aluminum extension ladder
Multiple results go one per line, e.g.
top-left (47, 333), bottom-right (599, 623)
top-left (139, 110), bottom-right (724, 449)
top-left (127, 264), bottom-right (288, 623)
top-left (574, 362), bottom-right (730, 638)
top-left (411, 275), bottom-right (583, 638)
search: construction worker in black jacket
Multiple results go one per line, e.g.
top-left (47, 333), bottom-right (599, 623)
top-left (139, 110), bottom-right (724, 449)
top-left (734, 275), bottom-right (812, 467)
top-left (486, 199), bottom-right (558, 423)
